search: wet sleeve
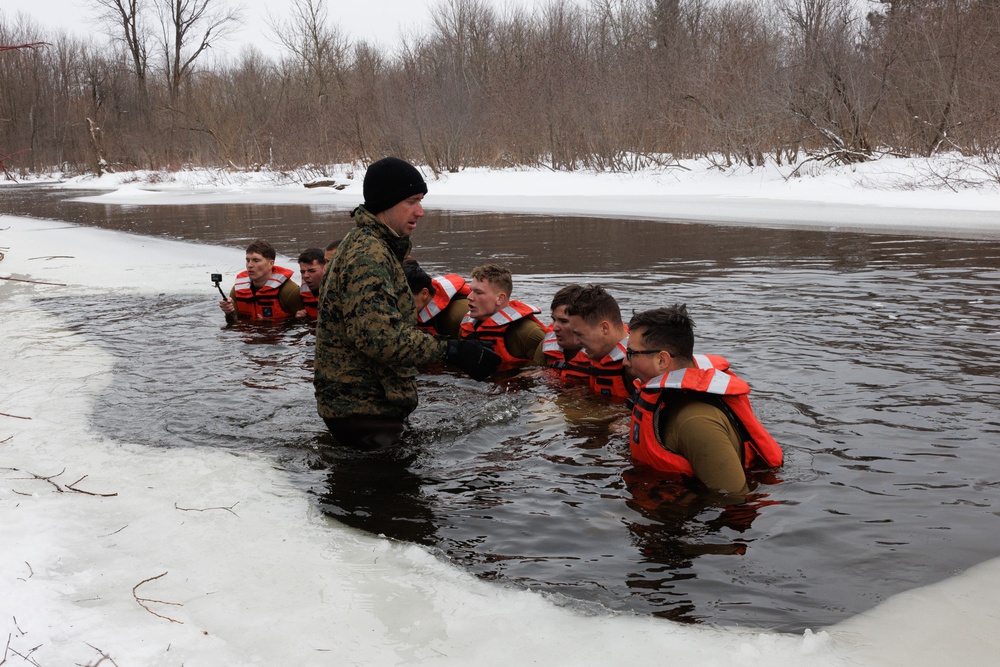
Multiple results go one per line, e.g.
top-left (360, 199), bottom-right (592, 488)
top-left (279, 280), bottom-right (304, 316)
top-left (438, 298), bottom-right (470, 339)
top-left (504, 319), bottom-right (547, 364)
top-left (674, 410), bottom-right (749, 494)
top-left (340, 247), bottom-right (446, 366)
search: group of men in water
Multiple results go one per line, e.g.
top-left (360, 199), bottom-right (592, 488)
top-left (218, 157), bottom-right (783, 495)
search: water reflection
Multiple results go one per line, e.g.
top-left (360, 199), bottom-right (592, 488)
top-left (16, 185), bottom-right (1000, 632)
top-left (314, 435), bottom-right (439, 546)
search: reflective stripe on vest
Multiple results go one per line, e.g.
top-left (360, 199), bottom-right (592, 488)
top-left (542, 330), bottom-right (591, 380)
top-left (418, 274), bottom-right (469, 324)
top-left (588, 336), bottom-right (630, 398)
top-left (233, 266), bottom-right (295, 320)
top-left (300, 283), bottom-right (318, 319)
top-left (460, 300), bottom-right (543, 369)
top-left (629, 365), bottom-right (783, 474)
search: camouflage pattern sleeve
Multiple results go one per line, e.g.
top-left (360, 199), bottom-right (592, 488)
top-left (339, 235), bottom-right (446, 367)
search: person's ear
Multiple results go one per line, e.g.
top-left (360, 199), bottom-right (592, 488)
top-left (656, 350), bottom-right (671, 371)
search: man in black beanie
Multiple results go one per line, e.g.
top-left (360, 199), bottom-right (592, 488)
top-left (313, 157), bottom-right (500, 449)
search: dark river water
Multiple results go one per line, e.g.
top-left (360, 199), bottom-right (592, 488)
top-left (5, 184), bottom-right (1000, 632)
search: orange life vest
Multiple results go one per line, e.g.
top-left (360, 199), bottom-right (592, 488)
top-left (586, 334), bottom-right (632, 399)
top-left (300, 283), bottom-right (318, 319)
top-left (233, 266), bottom-right (296, 320)
top-left (460, 300), bottom-right (545, 370)
top-left (417, 274), bottom-right (470, 334)
top-left (692, 353), bottom-right (729, 372)
top-left (541, 330), bottom-right (591, 380)
top-left (629, 364), bottom-right (783, 476)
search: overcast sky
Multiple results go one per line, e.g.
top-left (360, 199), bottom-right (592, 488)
top-left (4, 0), bottom-right (582, 59)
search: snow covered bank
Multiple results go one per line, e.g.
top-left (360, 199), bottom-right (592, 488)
top-left (9, 155), bottom-right (1000, 238)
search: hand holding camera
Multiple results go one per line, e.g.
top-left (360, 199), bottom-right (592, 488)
top-left (213, 273), bottom-right (236, 315)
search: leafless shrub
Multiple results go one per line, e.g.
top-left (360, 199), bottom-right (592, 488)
top-left (1, 0), bottom-right (999, 175)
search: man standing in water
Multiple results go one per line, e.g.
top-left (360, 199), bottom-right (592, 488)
top-left (624, 305), bottom-right (783, 493)
top-left (314, 157), bottom-right (499, 449)
top-left (219, 239), bottom-right (303, 324)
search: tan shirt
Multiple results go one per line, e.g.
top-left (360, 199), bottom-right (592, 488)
top-left (504, 317), bottom-right (547, 365)
top-left (656, 397), bottom-right (748, 494)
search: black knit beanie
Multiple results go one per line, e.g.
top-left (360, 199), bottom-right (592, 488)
top-left (362, 157), bottom-right (428, 214)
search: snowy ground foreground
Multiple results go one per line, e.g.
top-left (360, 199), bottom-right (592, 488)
top-left (2, 158), bottom-right (1000, 665)
top-left (17, 153), bottom-right (1000, 237)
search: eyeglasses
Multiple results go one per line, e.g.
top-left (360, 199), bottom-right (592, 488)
top-left (625, 347), bottom-right (663, 361)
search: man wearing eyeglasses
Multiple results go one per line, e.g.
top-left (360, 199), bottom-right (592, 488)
top-left (565, 284), bottom-right (634, 399)
top-left (624, 305), bottom-right (783, 494)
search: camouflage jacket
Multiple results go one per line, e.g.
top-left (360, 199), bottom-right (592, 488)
top-left (314, 206), bottom-right (447, 420)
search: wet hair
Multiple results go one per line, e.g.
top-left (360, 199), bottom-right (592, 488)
top-left (403, 260), bottom-right (435, 297)
top-left (298, 247), bottom-right (326, 265)
top-left (550, 284), bottom-right (583, 312)
top-left (470, 263), bottom-right (512, 297)
top-left (566, 284), bottom-right (623, 327)
top-left (246, 239), bottom-right (276, 261)
top-left (325, 239), bottom-right (341, 253)
top-left (628, 304), bottom-right (695, 360)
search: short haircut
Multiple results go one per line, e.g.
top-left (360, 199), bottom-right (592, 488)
top-left (298, 247), bottom-right (326, 265)
top-left (566, 284), bottom-right (623, 327)
top-left (246, 239), bottom-right (276, 260)
top-left (470, 263), bottom-right (512, 297)
top-left (550, 284), bottom-right (583, 312)
top-left (403, 260), bottom-right (435, 297)
top-left (325, 239), bottom-right (341, 252)
top-left (628, 304), bottom-right (695, 360)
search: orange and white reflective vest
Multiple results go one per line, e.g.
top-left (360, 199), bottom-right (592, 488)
top-left (460, 300), bottom-right (545, 370)
top-left (300, 283), bottom-right (318, 319)
top-left (233, 266), bottom-right (296, 320)
top-left (629, 364), bottom-right (783, 475)
top-left (692, 353), bottom-right (729, 372)
top-left (417, 274), bottom-right (470, 333)
top-left (542, 330), bottom-right (592, 380)
top-left (588, 335), bottom-right (632, 399)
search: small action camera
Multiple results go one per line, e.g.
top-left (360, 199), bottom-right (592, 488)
top-left (211, 273), bottom-right (227, 298)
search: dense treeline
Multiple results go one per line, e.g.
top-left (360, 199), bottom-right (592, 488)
top-left (2, 0), bottom-right (1000, 177)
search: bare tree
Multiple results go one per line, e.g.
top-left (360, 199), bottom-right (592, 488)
top-left (155, 0), bottom-right (242, 100)
top-left (92, 0), bottom-right (149, 86)
top-left (267, 0), bottom-right (348, 99)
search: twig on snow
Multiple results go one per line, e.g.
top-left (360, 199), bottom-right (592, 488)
top-left (0, 277), bottom-right (66, 287)
top-left (66, 475), bottom-right (118, 497)
top-left (17, 562), bottom-right (34, 582)
top-left (84, 643), bottom-right (121, 667)
top-left (174, 501), bottom-right (240, 516)
top-left (132, 572), bottom-right (184, 624)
